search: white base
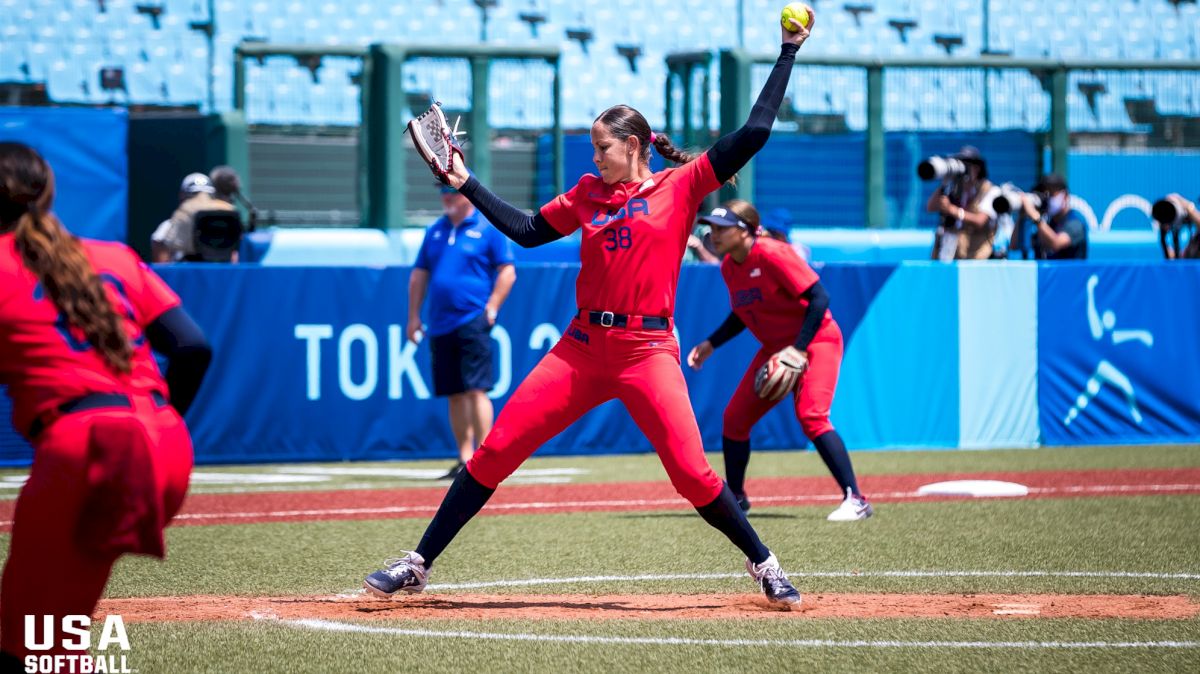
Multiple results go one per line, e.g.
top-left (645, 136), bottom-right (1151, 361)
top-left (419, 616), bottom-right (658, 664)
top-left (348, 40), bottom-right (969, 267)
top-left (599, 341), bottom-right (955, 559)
top-left (916, 480), bottom-right (1029, 498)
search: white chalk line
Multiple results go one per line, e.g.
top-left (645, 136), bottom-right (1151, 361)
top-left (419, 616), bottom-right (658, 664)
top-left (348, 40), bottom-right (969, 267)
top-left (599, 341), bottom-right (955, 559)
top-left (1, 482), bottom-right (1197, 528)
top-left (274, 618), bottom-right (1200, 650)
top-left (420, 569), bottom-right (1200, 591)
top-left (170, 482), bottom-right (1200, 522)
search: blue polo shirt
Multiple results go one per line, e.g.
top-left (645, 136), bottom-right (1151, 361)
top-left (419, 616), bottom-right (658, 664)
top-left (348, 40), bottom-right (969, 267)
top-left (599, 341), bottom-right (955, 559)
top-left (414, 210), bottom-right (515, 337)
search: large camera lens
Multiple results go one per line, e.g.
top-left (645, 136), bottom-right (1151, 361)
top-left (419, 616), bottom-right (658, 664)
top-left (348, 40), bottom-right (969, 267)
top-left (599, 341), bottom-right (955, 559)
top-left (1152, 198), bottom-right (1182, 227)
top-left (917, 156), bottom-right (967, 181)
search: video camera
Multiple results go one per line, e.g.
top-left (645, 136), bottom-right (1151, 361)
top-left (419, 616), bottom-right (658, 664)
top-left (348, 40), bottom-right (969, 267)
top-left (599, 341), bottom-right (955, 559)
top-left (917, 156), bottom-right (968, 182)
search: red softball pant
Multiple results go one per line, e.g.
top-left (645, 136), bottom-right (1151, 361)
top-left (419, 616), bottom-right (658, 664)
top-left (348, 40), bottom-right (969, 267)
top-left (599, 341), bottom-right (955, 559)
top-left (723, 321), bottom-right (844, 442)
top-left (467, 319), bottom-right (724, 506)
top-left (1, 394), bottom-right (193, 658)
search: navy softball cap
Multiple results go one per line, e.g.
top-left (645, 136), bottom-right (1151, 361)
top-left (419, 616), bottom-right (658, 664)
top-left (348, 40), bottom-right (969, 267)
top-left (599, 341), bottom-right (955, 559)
top-left (698, 206), bottom-right (746, 229)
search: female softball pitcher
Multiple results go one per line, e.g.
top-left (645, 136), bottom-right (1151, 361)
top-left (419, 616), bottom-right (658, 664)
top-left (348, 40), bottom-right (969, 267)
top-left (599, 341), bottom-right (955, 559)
top-left (366, 11), bottom-right (815, 608)
top-left (0, 143), bottom-right (211, 664)
top-left (688, 199), bottom-right (872, 521)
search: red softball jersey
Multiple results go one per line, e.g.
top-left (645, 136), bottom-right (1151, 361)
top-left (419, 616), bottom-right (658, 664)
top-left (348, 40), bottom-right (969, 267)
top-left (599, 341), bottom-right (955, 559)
top-left (720, 236), bottom-right (834, 348)
top-left (0, 234), bottom-right (180, 435)
top-left (540, 152), bottom-right (721, 317)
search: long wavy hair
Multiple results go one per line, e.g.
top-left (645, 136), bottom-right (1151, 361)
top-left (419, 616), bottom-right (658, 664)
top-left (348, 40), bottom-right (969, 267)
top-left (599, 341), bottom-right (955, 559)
top-left (0, 142), bottom-right (132, 373)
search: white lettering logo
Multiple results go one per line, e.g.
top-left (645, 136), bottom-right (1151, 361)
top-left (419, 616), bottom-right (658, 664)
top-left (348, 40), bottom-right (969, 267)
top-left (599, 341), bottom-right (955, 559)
top-left (24, 615), bottom-right (131, 673)
top-left (338, 324), bottom-right (378, 401)
top-left (1064, 274), bottom-right (1154, 427)
top-left (528, 323), bottom-right (561, 352)
top-left (488, 325), bottom-right (512, 399)
top-left (387, 326), bottom-right (430, 400)
top-left (296, 323), bottom-right (517, 402)
top-left (294, 324), bottom-right (333, 401)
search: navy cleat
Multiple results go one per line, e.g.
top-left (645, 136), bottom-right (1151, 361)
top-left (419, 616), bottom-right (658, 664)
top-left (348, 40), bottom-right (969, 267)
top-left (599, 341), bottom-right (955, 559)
top-left (734, 491), bottom-right (751, 513)
top-left (442, 461), bottom-right (465, 480)
top-left (746, 553), bottom-right (801, 609)
top-left (364, 551), bottom-right (429, 598)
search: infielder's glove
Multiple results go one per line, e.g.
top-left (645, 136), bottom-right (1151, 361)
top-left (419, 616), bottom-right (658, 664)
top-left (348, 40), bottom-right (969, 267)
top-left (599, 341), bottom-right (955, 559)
top-left (754, 346), bottom-right (808, 401)
top-left (408, 102), bottom-right (464, 185)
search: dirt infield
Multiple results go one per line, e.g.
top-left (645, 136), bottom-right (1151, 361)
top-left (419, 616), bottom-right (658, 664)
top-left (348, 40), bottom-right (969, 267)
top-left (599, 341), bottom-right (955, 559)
top-left (97, 592), bottom-right (1199, 623)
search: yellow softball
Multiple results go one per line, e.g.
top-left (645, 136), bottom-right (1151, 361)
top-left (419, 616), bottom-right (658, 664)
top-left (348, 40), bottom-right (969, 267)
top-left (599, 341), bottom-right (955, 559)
top-left (780, 2), bottom-right (812, 31)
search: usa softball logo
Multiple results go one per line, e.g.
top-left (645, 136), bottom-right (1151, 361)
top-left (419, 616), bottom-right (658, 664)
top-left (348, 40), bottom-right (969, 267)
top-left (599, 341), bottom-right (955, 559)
top-left (23, 614), bottom-right (132, 673)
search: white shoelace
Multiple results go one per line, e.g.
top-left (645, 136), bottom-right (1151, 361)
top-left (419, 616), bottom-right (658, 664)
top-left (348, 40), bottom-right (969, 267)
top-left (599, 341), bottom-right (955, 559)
top-left (750, 559), bottom-right (789, 590)
top-left (382, 553), bottom-right (422, 579)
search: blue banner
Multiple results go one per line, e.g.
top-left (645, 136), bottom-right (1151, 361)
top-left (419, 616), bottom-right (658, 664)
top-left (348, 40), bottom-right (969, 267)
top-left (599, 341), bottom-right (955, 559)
top-left (0, 107), bottom-right (128, 242)
top-left (1038, 263), bottom-right (1200, 445)
top-left (1069, 151), bottom-right (1200, 231)
top-left (145, 264), bottom-right (893, 463)
top-left (5, 262), bottom-right (1196, 466)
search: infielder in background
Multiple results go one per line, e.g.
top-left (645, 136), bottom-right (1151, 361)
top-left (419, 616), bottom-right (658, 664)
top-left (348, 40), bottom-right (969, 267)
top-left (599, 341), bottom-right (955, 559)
top-left (687, 199), bottom-right (872, 522)
top-left (0, 143), bottom-right (211, 664)
top-left (366, 11), bottom-right (816, 608)
top-left (409, 181), bottom-right (516, 479)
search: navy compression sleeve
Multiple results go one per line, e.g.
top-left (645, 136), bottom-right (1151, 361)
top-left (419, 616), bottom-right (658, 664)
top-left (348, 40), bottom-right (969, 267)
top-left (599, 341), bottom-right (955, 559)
top-left (458, 176), bottom-right (563, 248)
top-left (793, 281), bottom-right (829, 351)
top-left (706, 43), bottom-right (799, 184)
top-left (144, 306), bottom-right (212, 416)
top-left (707, 312), bottom-right (747, 348)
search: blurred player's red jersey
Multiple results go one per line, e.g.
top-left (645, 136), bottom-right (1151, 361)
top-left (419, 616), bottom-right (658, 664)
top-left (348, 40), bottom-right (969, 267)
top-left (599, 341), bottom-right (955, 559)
top-left (720, 236), bottom-right (834, 348)
top-left (0, 234), bottom-right (180, 435)
top-left (541, 153), bottom-right (721, 316)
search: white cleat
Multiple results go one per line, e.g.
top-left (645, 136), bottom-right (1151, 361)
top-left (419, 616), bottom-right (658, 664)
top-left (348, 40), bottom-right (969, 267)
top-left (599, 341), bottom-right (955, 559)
top-left (827, 487), bottom-right (874, 522)
top-left (746, 553), bottom-right (802, 609)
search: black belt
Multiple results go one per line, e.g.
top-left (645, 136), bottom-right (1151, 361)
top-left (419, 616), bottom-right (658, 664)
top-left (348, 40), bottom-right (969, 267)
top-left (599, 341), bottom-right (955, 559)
top-left (28, 391), bottom-right (167, 438)
top-left (580, 310), bottom-right (671, 331)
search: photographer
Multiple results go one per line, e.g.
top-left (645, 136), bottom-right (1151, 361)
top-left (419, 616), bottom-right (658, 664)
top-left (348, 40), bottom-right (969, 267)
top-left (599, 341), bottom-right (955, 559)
top-left (923, 146), bottom-right (997, 261)
top-left (1023, 173), bottom-right (1087, 260)
top-left (150, 172), bottom-right (237, 263)
top-left (1153, 193), bottom-right (1200, 259)
top-left (211, 165), bottom-right (258, 233)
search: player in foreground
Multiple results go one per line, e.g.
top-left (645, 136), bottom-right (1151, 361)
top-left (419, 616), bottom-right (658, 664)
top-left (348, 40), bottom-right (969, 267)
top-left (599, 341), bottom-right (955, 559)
top-left (365, 10), bottom-right (815, 609)
top-left (0, 142), bottom-right (211, 663)
top-left (687, 200), bottom-right (872, 521)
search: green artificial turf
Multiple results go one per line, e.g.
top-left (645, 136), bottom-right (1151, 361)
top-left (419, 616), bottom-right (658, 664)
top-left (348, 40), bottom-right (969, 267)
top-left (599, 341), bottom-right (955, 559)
top-left (70, 494), bottom-right (1199, 599)
top-left (1, 444), bottom-right (1196, 673)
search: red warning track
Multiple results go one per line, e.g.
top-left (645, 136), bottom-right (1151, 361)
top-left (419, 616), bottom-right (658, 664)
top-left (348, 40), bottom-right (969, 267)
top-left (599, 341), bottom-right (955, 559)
top-left (2, 468), bottom-right (1199, 531)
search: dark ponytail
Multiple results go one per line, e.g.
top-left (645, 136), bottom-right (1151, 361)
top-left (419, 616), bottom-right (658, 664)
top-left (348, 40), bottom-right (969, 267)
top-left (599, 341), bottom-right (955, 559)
top-left (651, 133), bottom-right (701, 166)
top-left (595, 105), bottom-right (731, 180)
top-left (596, 105), bottom-right (705, 165)
top-left (0, 142), bottom-right (133, 374)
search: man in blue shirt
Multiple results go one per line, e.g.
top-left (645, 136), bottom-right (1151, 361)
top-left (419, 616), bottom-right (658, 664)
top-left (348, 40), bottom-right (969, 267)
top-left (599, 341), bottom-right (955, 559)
top-left (1025, 173), bottom-right (1088, 260)
top-left (410, 183), bottom-right (516, 478)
